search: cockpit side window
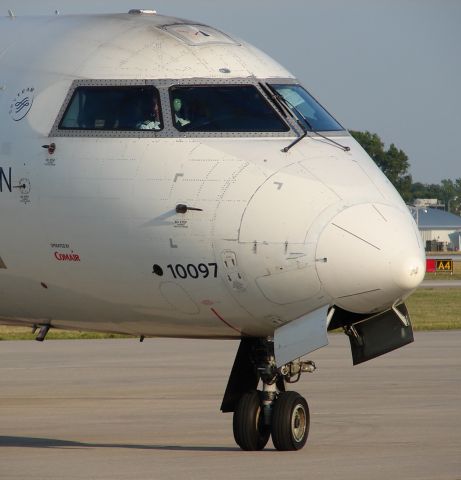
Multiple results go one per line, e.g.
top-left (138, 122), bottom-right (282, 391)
top-left (272, 84), bottom-right (343, 132)
top-left (59, 86), bottom-right (163, 131)
top-left (169, 85), bottom-right (289, 132)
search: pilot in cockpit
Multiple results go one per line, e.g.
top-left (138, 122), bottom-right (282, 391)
top-left (137, 95), bottom-right (161, 130)
top-left (173, 97), bottom-right (190, 127)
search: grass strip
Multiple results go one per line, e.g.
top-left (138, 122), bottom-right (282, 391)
top-left (0, 326), bottom-right (128, 341)
top-left (0, 288), bottom-right (460, 340)
top-left (406, 288), bottom-right (461, 330)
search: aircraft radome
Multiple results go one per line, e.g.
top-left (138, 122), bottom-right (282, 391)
top-left (0, 9), bottom-right (425, 451)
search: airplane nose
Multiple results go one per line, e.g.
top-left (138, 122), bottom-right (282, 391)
top-left (390, 253), bottom-right (425, 291)
top-left (315, 203), bottom-right (425, 314)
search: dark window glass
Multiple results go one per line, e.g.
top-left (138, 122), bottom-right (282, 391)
top-left (59, 86), bottom-right (163, 131)
top-left (169, 85), bottom-right (289, 132)
top-left (272, 84), bottom-right (343, 132)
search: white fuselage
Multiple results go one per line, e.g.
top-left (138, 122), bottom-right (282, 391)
top-left (0, 13), bottom-right (425, 339)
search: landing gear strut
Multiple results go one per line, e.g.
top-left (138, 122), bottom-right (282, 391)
top-left (221, 338), bottom-right (315, 451)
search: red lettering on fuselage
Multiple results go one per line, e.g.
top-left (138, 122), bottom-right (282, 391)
top-left (54, 251), bottom-right (81, 262)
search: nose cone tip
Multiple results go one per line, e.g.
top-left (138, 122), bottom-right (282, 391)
top-left (391, 255), bottom-right (425, 291)
top-left (316, 203), bottom-right (425, 313)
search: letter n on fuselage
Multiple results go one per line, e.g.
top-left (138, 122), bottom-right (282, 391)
top-left (0, 167), bottom-right (12, 192)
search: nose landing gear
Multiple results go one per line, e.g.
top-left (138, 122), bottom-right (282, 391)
top-left (222, 338), bottom-right (314, 451)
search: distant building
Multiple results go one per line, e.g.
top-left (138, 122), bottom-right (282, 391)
top-left (412, 207), bottom-right (461, 251)
top-left (413, 198), bottom-right (445, 210)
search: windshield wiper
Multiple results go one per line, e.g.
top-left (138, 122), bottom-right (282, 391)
top-left (259, 82), bottom-right (291, 119)
top-left (282, 118), bottom-right (309, 153)
top-left (266, 84), bottom-right (350, 153)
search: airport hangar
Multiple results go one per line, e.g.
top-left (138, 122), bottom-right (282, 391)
top-left (415, 207), bottom-right (461, 252)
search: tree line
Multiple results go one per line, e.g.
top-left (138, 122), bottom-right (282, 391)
top-left (351, 131), bottom-right (461, 215)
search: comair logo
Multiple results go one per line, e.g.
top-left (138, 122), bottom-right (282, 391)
top-left (0, 167), bottom-right (12, 192)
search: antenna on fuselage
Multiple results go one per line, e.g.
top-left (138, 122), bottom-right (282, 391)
top-left (128, 9), bottom-right (157, 15)
top-left (7, 9), bottom-right (15, 19)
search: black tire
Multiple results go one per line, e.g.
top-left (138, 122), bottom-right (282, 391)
top-left (233, 391), bottom-right (270, 451)
top-left (271, 391), bottom-right (309, 451)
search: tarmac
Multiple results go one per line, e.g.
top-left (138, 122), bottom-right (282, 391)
top-left (1, 331), bottom-right (460, 480)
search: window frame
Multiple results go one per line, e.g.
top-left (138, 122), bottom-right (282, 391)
top-left (168, 84), bottom-right (291, 134)
top-left (57, 84), bottom-right (164, 133)
top-left (270, 83), bottom-right (345, 132)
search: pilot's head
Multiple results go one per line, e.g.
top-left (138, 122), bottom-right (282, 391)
top-left (173, 98), bottom-right (182, 113)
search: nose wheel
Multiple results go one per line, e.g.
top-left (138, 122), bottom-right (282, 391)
top-left (233, 389), bottom-right (309, 451)
top-left (233, 391), bottom-right (271, 450)
top-left (271, 391), bottom-right (309, 450)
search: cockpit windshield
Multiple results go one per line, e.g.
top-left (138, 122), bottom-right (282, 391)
top-left (272, 84), bottom-right (343, 132)
top-left (170, 85), bottom-right (289, 132)
top-left (59, 86), bottom-right (163, 131)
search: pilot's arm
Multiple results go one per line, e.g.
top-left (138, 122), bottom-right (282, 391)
top-left (138, 120), bottom-right (161, 130)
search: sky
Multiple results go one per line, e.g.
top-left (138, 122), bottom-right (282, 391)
top-left (1, 0), bottom-right (460, 184)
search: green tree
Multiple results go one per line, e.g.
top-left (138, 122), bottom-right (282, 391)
top-left (350, 130), bottom-right (412, 202)
top-left (454, 180), bottom-right (461, 215)
top-left (411, 179), bottom-right (461, 214)
top-left (442, 178), bottom-right (461, 214)
top-left (439, 179), bottom-right (456, 212)
top-left (410, 182), bottom-right (442, 201)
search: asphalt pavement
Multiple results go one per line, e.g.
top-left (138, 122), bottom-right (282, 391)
top-left (0, 332), bottom-right (460, 480)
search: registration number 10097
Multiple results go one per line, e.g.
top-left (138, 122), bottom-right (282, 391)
top-left (166, 263), bottom-right (218, 279)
